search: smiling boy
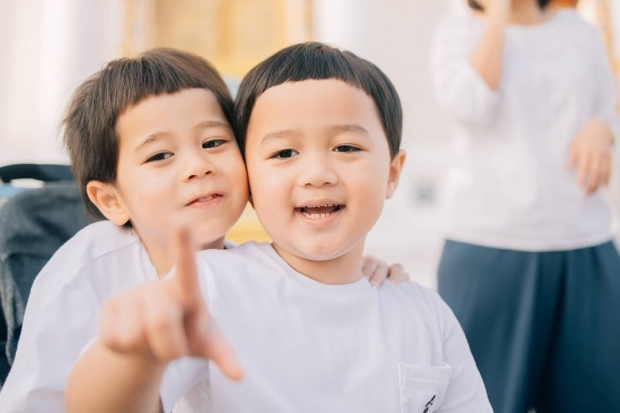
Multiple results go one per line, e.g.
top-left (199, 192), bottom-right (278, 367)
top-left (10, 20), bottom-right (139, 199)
top-left (67, 42), bottom-right (491, 413)
top-left (0, 48), bottom-right (400, 413)
top-left (0, 49), bottom-right (249, 413)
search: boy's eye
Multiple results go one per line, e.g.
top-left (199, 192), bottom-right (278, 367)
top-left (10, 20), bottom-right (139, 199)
top-left (271, 149), bottom-right (299, 159)
top-left (334, 145), bottom-right (361, 153)
top-left (202, 139), bottom-right (227, 149)
top-left (146, 152), bottom-right (173, 163)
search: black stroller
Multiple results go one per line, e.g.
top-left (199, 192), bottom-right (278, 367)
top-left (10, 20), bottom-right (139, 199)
top-left (0, 164), bottom-right (94, 387)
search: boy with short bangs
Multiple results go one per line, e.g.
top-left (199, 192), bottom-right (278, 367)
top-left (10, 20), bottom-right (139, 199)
top-left (0, 48), bottom-right (399, 413)
top-left (0, 48), bottom-right (249, 412)
top-left (67, 42), bottom-right (492, 413)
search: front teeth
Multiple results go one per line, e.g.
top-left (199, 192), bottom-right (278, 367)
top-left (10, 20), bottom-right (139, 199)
top-left (301, 211), bottom-right (331, 220)
top-left (196, 195), bottom-right (215, 202)
top-left (300, 204), bottom-right (340, 220)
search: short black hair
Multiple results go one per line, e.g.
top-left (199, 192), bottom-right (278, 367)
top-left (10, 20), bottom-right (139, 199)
top-left (234, 42), bottom-right (402, 158)
top-left (467, 0), bottom-right (552, 11)
top-left (62, 48), bottom-right (233, 220)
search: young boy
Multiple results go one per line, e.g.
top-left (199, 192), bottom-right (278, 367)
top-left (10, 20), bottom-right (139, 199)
top-left (0, 48), bottom-right (399, 413)
top-left (0, 48), bottom-right (248, 412)
top-left (67, 42), bottom-right (492, 413)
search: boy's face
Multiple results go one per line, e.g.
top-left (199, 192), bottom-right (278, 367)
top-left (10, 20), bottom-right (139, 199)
top-left (93, 88), bottom-right (248, 265)
top-left (245, 80), bottom-right (405, 277)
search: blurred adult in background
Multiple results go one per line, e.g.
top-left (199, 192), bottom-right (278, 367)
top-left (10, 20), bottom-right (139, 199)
top-left (431, 0), bottom-right (620, 412)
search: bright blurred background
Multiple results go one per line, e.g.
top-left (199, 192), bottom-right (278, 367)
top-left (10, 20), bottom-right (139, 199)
top-left (0, 0), bottom-right (618, 288)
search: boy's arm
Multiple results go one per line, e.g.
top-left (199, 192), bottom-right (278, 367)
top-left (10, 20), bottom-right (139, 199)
top-left (65, 228), bottom-right (243, 413)
top-left (66, 340), bottom-right (166, 413)
top-left (431, 11), bottom-right (504, 127)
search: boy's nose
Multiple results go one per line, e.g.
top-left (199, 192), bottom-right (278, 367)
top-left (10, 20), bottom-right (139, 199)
top-left (299, 156), bottom-right (338, 187)
top-left (182, 152), bottom-right (215, 181)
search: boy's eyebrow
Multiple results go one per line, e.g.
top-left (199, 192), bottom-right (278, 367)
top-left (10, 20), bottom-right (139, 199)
top-left (135, 132), bottom-right (170, 152)
top-left (194, 120), bottom-right (233, 132)
top-left (260, 129), bottom-right (302, 146)
top-left (136, 120), bottom-right (233, 152)
top-left (260, 124), bottom-right (369, 146)
top-left (329, 124), bottom-right (370, 137)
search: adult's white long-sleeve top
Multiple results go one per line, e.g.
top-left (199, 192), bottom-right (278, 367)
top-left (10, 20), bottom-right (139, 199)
top-left (432, 10), bottom-right (618, 251)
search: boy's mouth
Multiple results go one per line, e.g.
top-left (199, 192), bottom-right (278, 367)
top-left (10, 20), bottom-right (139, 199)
top-left (186, 194), bottom-right (222, 207)
top-left (298, 204), bottom-right (343, 220)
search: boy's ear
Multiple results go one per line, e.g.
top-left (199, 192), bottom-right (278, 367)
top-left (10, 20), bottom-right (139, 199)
top-left (386, 150), bottom-right (406, 200)
top-left (86, 181), bottom-right (130, 225)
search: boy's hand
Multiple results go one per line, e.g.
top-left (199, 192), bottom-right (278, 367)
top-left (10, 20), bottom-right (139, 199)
top-left (362, 255), bottom-right (410, 287)
top-left (98, 227), bottom-right (243, 381)
top-left (567, 119), bottom-right (614, 196)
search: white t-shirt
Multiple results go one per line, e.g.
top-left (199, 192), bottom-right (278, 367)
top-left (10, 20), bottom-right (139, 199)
top-left (432, 10), bottom-right (618, 251)
top-left (0, 221), bottom-right (217, 413)
top-left (159, 242), bottom-right (491, 413)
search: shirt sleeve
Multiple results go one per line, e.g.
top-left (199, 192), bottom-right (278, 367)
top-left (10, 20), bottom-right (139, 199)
top-left (427, 291), bottom-right (493, 413)
top-left (0, 272), bottom-right (99, 413)
top-left (588, 27), bottom-right (619, 144)
top-left (431, 14), bottom-right (501, 127)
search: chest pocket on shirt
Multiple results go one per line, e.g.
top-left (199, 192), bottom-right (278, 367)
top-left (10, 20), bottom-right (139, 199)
top-left (399, 363), bottom-right (452, 413)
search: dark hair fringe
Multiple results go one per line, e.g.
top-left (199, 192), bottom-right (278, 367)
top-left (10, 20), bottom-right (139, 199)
top-left (234, 42), bottom-right (402, 159)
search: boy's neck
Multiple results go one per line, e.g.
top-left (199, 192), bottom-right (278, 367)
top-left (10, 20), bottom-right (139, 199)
top-left (273, 242), bottom-right (365, 285)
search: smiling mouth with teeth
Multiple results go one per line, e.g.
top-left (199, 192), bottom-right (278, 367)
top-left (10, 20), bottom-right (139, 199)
top-left (299, 204), bottom-right (343, 220)
top-left (187, 194), bottom-right (220, 206)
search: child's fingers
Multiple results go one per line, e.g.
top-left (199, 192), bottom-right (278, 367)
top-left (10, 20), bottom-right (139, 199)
top-left (368, 259), bottom-right (388, 287)
top-left (194, 312), bottom-right (244, 381)
top-left (386, 263), bottom-right (410, 283)
top-left (143, 288), bottom-right (189, 361)
top-left (100, 296), bottom-right (146, 355)
top-left (577, 152), bottom-right (590, 189)
top-left (173, 226), bottom-right (201, 307)
top-left (99, 299), bottom-right (121, 350)
top-left (361, 255), bottom-right (379, 280)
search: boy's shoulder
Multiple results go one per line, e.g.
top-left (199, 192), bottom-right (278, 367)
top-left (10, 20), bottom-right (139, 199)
top-left (45, 220), bottom-right (140, 267)
top-left (35, 220), bottom-right (144, 289)
top-left (390, 280), bottom-right (442, 306)
top-left (382, 280), bottom-right (454, 334)
top-left (197, 243), bottom-right (452, 323)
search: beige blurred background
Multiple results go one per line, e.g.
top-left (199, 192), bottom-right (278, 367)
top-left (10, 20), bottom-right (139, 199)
top-left (0, 0), bottom-right (618, 288)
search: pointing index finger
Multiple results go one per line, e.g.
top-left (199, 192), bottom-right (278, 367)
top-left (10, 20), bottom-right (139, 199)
top-left (173, 226), bottom-right (201, 308)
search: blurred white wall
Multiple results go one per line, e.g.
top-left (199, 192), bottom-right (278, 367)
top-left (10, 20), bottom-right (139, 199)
top-left (0, 0), bottom-right (124, 166)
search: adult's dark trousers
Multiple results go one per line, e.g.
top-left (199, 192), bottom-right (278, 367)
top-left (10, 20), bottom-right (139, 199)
top-left (438, 240), bottom-right (620, 413)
